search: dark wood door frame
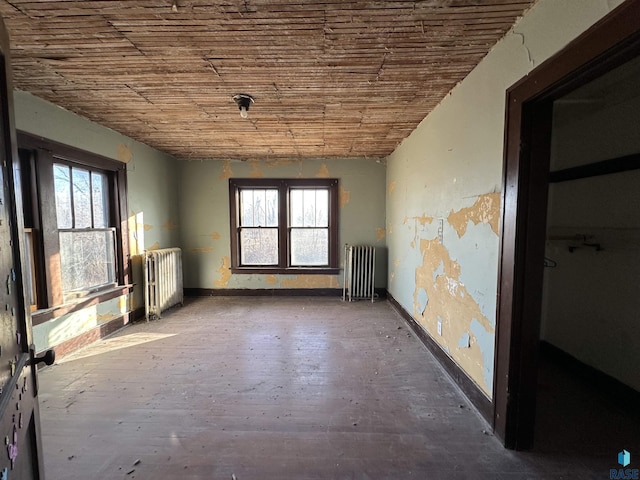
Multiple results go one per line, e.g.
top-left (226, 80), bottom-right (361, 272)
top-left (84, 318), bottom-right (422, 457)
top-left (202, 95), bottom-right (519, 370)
top-left (494, 0), bottom-right (640, 450)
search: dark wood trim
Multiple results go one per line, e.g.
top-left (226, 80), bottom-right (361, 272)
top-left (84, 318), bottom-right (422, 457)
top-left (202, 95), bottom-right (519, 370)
top-left (549, 153), bottom-right (640, 183)
top-left (230, 267), bottom-right (341, 275)
top-left (185, 287), bottom-right (343, 297)
top-left (17, 131), bottom-right (127, 173)
top-left (36, 309), bottom-right (139, 359)
top-left (495, 0), bottom-right (640, 450)
top-left (185, 287), bottom-right (386, 298)
top-left (387, 293), bottom-right (493, 424)
top-left (229, 178), bottom-right (339, 271)
top-left (31, 285), bottom-right (133, 326)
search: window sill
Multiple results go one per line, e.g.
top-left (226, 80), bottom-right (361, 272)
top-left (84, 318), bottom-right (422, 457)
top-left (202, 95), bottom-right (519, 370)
top-left (32, 284), bottom-right (134, 326)
top-left (231, 267), bottom-right (341, 275)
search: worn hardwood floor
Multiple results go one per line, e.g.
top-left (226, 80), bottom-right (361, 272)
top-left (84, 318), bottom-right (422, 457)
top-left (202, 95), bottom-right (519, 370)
top-left (38, 297), bottom-right (635, 479)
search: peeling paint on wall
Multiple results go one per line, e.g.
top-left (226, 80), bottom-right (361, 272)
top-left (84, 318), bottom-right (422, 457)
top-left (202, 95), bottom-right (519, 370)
top-left (249, 160), bottom-right (264, 178)
top-left (214, 256), bottom-right (232, 287)
top-left (376, 227), bottom-right (386, 241)
top-left (219, 160), bottom-right (233, 180)
top-left (388, 181), bottom-right (396, 195)
top-left (315, 163), bottom-right (330, 178)
top-left (161, 219), bottom-right (178, 230)
top-left (117, 143), bottom-right (132, 163)
top-left (339, 186), bottom-right (351, 208)
top-left (190, 247), bottom-right (214, 253)
top-left (281, 275), bottom-right (339, 288)
top-left (413, 238), bottom-right (494, 396)
top-left (405, 213), bottom-right (434, 248)
top-left (209, 232), bottom-right (221, 240)
top-left (148, 241), bottom-right (160, 250)
top-left (448, 193), bottom-right (500, 238)
top-left (265, 275), bottom-right (279, 286)
top-left (143, 224), bottom-right (153, 231)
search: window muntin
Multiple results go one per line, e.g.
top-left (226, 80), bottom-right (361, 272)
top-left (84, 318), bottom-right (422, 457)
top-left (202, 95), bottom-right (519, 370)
top-left (230, 178), bottom-right (338, 273)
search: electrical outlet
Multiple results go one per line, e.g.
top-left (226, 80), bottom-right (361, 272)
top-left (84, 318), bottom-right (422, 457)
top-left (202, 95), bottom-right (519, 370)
top-left (437, 318), bottom-right (442, 336)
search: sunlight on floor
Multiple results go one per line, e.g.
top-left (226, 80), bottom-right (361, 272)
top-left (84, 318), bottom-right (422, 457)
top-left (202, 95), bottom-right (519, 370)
top-left (59, 332), bottom-right (176, 363)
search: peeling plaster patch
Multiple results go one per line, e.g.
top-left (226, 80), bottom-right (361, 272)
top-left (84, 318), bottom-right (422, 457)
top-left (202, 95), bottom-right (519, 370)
top-left (470, 318), bottom-right (495, 393)
top-left (147, 242), bottom-right (160, 250)
top-left (249, 161), bottom-right (264, 178)
top-left (388, 223), bottom-right (393, 235)
top-left (214, 256), bottom-right (232, 287)
top-left (209, 232), bottom-right (221, 240)
top-left (416, 288), bottom-right (428, 314)
top-left (315, 164), bottom-right (330, 178)
top-left (339, 186), bottom-right (351, 208)
top-left (433, 261), bottom-right (445, 281)
top-left (394, 259), bottom-right (401, 267)
top-left (376, 228), bottom-right (386, 241)
top-left (116, 144), bottom-right (132, 163)
top-left (97, 312), bottom-right (117, 323)
top-left (448, 193), bottom-right (500, 238)
top-left (413, 238), bottom-right (494, 397)
top-left (161, 220), bottom-right (178, 230)
top-left (265, 275), bottom-right (279, 286)
top-left (458, 332), bottom-right (471, 348)
top-left (388, 181), bottom-right (396, 195)
top-left (143, 224), bottom-right (153, 231)
top-left (281, 275), bottom-right (339, 288)
top-left (407, 213), bottom-right (434, 248)
top-left (219, 160), bottom-right (233, 180)
top-left (190, 247), bottom-right (214, 253)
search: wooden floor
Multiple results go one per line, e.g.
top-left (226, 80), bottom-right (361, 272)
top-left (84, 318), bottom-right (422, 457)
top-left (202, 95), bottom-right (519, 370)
top-left (38, 297), bottom-right (636, 479)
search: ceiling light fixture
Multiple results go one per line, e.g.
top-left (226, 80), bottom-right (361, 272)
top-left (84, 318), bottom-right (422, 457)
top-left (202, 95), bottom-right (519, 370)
top-left (232, 94), bottom-right (254, 119)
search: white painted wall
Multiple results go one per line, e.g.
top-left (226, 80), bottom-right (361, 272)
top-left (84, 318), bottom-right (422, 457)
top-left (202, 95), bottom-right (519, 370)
top-left (385, 0), bottom-right (628, 398)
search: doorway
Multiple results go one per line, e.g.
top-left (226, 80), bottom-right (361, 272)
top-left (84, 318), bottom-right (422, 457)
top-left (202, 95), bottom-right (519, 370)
top-left (494, 0), bottom-right (640, 449)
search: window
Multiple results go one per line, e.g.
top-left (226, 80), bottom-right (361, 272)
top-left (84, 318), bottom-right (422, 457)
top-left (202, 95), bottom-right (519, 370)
top-left (18, 132), bottom-right (129, 319)
top-left (229, 178), bottom-right (339, 273)
top-left (53, 163), bottom-right (116, 295)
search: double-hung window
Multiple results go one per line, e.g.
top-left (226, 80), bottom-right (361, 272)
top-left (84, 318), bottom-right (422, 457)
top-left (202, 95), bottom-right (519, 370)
top-left (53, 163), bottom-right (116, 295)
top-left (18, 132), bottom-right (129, 321)
top-left (229, 178), bottom-right (339, 273)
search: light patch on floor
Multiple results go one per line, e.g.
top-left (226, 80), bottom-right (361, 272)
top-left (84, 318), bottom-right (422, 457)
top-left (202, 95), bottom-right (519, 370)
top-left (281, 275), bottom-right (339, 288)
top-left (219, 160), bottom-right (233, 180)
top-left (59, 332), bottom-right (176, 363)
top-left (215, 256), bottom-right (232, 287)
top-left (414, 237), bottom-right (494, 396)
top-left (315, 163), bottom-right (330, 178)
top-left (448, 193), bottom-right (500, 238)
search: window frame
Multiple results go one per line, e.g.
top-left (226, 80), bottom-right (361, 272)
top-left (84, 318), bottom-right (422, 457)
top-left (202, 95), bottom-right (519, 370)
top-left (17, 132), bottom-right (130, 324)
top-left (229, 178), bottom-right (339, 274)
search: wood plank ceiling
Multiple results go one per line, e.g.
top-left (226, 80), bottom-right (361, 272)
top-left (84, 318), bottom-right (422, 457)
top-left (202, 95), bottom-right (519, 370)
top-left (0, 0), bottom-right (536, 160)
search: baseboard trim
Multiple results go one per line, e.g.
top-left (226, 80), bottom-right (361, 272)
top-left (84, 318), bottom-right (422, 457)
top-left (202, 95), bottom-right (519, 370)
top-left (539, 340), bottom-right (639, 409)
top-left (185, 287), bottom-right (387, 298)
top-left (39, 307), bottom-right (143, 359)
top-left (386, 293), bottom-right (493, 424)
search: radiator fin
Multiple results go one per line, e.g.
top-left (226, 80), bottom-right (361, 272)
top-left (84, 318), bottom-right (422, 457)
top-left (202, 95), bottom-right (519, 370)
top-left (144, 247), bottom-right (184, 320)
top-left (342, 245), bottom-right (376, 302)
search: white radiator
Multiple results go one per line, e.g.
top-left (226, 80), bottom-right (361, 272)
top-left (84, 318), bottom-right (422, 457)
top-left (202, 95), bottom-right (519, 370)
top-left (342, 244), bottom-right (376, 302)
top-left (144, 247), bottom-right (183, 320)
